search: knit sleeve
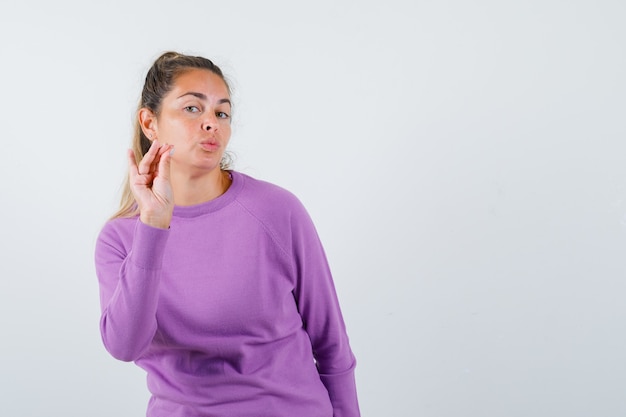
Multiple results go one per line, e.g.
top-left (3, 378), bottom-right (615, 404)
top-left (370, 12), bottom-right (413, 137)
top-left (289, 202), bottom-right (361, 417)
top-left (94, 219), bottom-right (169, 362)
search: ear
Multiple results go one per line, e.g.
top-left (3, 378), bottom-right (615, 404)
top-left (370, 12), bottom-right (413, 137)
top-left (138, 108), bottom-right (158, 140)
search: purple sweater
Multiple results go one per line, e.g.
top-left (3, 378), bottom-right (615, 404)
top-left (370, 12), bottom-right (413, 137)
top-left (94, 171), bottom-right (360, 417)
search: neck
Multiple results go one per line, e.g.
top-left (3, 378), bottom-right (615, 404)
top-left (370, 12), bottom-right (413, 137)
top-left (171, 168), bottom-right (231, 206)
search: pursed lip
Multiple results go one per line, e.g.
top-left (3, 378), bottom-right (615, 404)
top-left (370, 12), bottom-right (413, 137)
top-left (199, 139), bottom-right (219, 151)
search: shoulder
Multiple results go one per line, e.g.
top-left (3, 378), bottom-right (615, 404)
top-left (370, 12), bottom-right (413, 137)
top-left (232, 171), bottom-right (316, 237)
top-left (234, 171), bottom-right (308, 215)
top-left (95, 216), bottom-right (138, 254)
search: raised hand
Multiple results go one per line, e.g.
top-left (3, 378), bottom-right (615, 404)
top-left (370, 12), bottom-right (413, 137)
top-left (128, 140), bottom-right (175, 229)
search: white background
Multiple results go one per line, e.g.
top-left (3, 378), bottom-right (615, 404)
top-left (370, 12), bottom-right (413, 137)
top-left (1, 1), bottom-right (625, 416)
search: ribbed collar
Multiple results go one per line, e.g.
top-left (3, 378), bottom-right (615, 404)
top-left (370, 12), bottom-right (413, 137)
top-left (171, 171), bottom-right (244, 218)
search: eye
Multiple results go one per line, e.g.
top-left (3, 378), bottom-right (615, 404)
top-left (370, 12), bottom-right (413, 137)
top-left (217, 111), bottom-right (230, 119)
top-left (184, 106), bottom-right (200, 113)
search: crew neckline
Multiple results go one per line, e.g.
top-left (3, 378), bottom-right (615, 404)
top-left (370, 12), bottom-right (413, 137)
top-left (171, 170), bottom-right (244, 218)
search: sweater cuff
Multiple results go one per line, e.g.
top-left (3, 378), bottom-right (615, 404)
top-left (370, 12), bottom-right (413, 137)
top-left (319, 368), bottom-right (361, 417)
top-left (130, 220), bottom-right (170, 270)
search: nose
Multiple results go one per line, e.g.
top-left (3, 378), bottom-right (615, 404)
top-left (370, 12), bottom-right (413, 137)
top-left (202, 113), bottom-right (218, 132)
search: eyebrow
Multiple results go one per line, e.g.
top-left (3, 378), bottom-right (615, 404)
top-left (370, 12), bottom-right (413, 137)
top-left (177, 92), bottom-right (231, 106)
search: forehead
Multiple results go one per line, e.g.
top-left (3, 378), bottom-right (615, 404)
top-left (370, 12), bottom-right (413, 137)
top-left (170, 68), bottom-right (230, 98)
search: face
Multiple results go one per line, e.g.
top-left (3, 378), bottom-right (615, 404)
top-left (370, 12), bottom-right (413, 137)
top-left (145, 68), bottom-right (232, 175)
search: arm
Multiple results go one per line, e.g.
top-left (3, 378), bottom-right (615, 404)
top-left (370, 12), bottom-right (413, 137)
top-left (289, 203), bottom-right (361, 417)
top-left (95, 220), bottom-right (169, 361)
top-left (95, 140), bottom-right (174, 361)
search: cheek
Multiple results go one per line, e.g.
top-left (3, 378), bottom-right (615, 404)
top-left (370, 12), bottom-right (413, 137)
top-left (220, 123), bottom-right (232, 139)
top-left (162, 120), bottom-right (196, 143)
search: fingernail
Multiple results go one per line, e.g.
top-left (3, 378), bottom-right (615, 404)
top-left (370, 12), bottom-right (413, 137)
top-left (169, 147), bottom-right (175, 156)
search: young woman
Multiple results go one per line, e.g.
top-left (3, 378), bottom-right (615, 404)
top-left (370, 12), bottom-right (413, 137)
top-left (94, 51), bottom-right (360, 417)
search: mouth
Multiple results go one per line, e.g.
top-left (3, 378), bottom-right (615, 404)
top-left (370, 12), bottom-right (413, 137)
top-left (199, 140), bottom-right (219, 152)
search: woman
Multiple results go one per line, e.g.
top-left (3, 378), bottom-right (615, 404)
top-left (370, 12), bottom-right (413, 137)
top-left (94, 51), bottom-right (360, 417)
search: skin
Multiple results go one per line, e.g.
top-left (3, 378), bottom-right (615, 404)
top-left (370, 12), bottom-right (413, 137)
top-left (129, 69), bottom-right (233, 229)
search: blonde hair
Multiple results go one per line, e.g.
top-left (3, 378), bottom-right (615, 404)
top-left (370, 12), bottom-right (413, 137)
top-left (111, 51), bottom-right (233, 219)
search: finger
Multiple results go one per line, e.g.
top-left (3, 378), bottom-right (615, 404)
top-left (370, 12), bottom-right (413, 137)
top-left (138, 140), bottom-right (161, 175)
top-left (150, 142), bottom-right (169, 175)
top-left (157, 143), bottom-right (171, 156)
top-left (152, 143), bottom-right (172, 171)
top-left (127, 149), bottom-right (139, 176)
top-left (156, 145), bottom-right (173, 181)
top-left (128, 149), bottom-right (152, 192)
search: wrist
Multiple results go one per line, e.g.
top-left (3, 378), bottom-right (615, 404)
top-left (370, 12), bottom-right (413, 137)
top-left (140, 212), bottom-right (172, 229)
